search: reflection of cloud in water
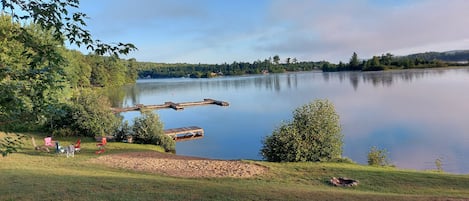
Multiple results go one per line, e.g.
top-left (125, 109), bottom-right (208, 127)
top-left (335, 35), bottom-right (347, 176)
top-left (336, 68), bottom-right (469, 173)
top-left (323, 69), bottom-right (449, 90)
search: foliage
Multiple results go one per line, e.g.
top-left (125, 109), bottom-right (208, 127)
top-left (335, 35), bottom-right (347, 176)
top-left (136, 50), bottom-right (466, 78)
top-left (69, 89), bottom-right (120, 137)
top-left (406, 50), bottom-right (469, 62)
top-left (1, 0), bottom-right (136, 56)
top-left (62, 50), bottom-right (92, 88)
top-left (114, 120), bottom-right (132, 142)
top-left (261, 123), bottom-right (300, 162)
top-left (367, 146), bottom-right (390, 166)
top-left (132, 111), bottom-right (174, 152)
top-left (0, 132), bottom-right (25, 157)
top-left (1, 0), bottom-right (136, 155)
top-left (435, 157), bottom-right (444, 172)
top-left (322, 52), bottom-right (458, 72)
top-left (273, 55), bottom-right (280, 64)
top-left (349, 52), bottom-right (360, 70)
top-left (137, 59), bottom-right (325, 78)
top-left (0, 14), bottom-right (67, 130)
top-left (261, 99), bottom-right (343, 162)
top-left (48, 89), bottom-right (120, 137)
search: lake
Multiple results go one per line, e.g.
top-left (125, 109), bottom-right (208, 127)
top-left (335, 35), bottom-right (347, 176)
top-left (116, 68), bottom-right (469, 174)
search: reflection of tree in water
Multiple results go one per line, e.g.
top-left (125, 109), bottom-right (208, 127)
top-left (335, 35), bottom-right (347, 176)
top-left (322, 72), bottom-right (330, 82)
top-left (348, 72), bottom-right (359, 91)
top-left (362, 72), bottom-right (394, 87)
top-left (322, 68), bottom-right (462, 90)
top-left (112, 68), bottom-right (466, 106)
top-left (102, 85), bottom-right (140, 107)
top-left (123, 85), bottom-right (139, 107)
top-left (117, 74), bottom-right (300, 104)
top-left (101, 87), bottom-right (126, 107)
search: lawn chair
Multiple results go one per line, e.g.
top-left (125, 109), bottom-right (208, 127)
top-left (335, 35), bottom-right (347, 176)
top-left (74, 139), bottom-right (81, 153)
top-left (44, 136), bottom-right (54, 147)
top-left (95, 137), bottom-right (107, 154)
top-left (55, 141), bottom-right (64, 154)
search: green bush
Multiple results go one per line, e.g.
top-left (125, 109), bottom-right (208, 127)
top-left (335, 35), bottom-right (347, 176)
top-left (114, 120), bottom-right (132, 142)
top-left (367, 146), bottom-right (390, 166)
top-left (132, 111), bottom-right (174, 152)
top-left (261, 123), bottom-right (300, 162)
top-left (47, 89), bottom-right (120, 137)
top-left (261, 99), bottom-right (343, 162)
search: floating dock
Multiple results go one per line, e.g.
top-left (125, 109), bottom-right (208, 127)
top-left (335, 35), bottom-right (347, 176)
top-left (164, 126), bottom-right (204, 142)
top-left (111, 98), bottom-right (229, 113)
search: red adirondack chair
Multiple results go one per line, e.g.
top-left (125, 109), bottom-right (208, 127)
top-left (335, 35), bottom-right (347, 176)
top-left (95, 137), bottom-right (107, 154)
top-left (74, 139), bottom-right (81, 152)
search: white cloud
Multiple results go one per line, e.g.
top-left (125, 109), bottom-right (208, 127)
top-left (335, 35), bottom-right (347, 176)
top-left (78, 0), bottom-right (469, 63)
top-left (263, 0), bottom-right (469, 62)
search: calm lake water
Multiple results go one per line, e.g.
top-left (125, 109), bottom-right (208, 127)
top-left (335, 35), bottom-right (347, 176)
top-left (116, 68), bottom-right (469, 174)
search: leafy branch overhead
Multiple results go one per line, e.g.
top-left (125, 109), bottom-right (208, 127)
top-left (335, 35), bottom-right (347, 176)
top-left (1, 0), bottom-right (137, 56)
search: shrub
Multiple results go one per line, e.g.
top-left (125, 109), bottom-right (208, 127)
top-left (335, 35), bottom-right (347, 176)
top-left (114, 120), bottom-right (132, 142)
top-left (435, 157), bottom-right (444, 172)
top-left (367, 146), bottom-right (390, 166)
top-left (49, 89), bottom-right (120, 137)
top-left (0, 132), bottom-right (26, 157)
top-left (261, 123), bottom-right (300, 162)
top-left (71, 89), bottom-right (120, 137)
top-left (132, 111), bottom-right (174, 152)
top-left (261, 99), bottom-right (343, 162)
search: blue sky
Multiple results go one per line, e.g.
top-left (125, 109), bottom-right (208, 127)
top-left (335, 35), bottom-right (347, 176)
top-left (77, 0), bottom-right (469, 64)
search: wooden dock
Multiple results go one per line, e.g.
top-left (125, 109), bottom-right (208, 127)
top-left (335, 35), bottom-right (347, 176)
top-left (164, 126), bottom-right (204, 142)
top-left (111, 98), bottom-right (229, 113)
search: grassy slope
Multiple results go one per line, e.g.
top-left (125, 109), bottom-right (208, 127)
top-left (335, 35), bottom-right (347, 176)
top-left (1, 133), bottom-right (468, 201)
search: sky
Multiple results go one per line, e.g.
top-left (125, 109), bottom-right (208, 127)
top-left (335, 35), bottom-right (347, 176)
top-left (77, 0), bottom-right (469, 64)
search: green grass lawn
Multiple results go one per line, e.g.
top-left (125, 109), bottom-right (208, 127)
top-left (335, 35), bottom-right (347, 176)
top-left (1, 133), bottom-right (469, 201)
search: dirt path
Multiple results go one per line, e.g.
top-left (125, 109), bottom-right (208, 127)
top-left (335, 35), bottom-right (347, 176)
top-left (89, 152), bottom-right (268, 178)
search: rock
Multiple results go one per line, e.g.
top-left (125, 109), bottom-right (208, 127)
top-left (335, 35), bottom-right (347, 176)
top-left (330, 177), bottom-right (359, 187)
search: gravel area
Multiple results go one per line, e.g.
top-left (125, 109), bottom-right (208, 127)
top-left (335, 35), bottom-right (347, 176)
top-left (89, 152), bottom-right (268, 178)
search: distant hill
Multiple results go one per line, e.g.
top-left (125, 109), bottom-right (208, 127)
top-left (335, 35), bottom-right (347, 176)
top-left (404, 50), bottom-right (469, 62)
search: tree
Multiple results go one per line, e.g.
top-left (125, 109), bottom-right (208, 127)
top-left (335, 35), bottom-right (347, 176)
top-left (273, 55), bottom-right (280, 65)
top-left (1, 0), bottom-right (136, 56)
top-left (1, 0), bottom-right (136, 156)
top-left (0, 132), bottom-right (26, 157)
top-left (62, 50), bottom-right (92, 88)
top-left (132, 111), bottom-right (175, 152)
top-left (349, 52), bottom-right (360, 70)
top-left (370, 56), bottom-right (380, 67)
top-left (367, 146), bottom-right (390, 166)
top-left (261, 99), bottom-right (343, 162)
top-left (0, 15), bottom-right (66, 129)
top-left (49, 89), bottom-right (120, 137)
top-left (292, 58), bottom-right (298, 64)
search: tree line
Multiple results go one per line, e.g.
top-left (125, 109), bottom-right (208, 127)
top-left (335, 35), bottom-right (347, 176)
top-left (321, 52), bottom-right (467, 72)
top-left (135, 51), bottom-right (468, 79)
top-left (136, 58), bottom-right (326, 78)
